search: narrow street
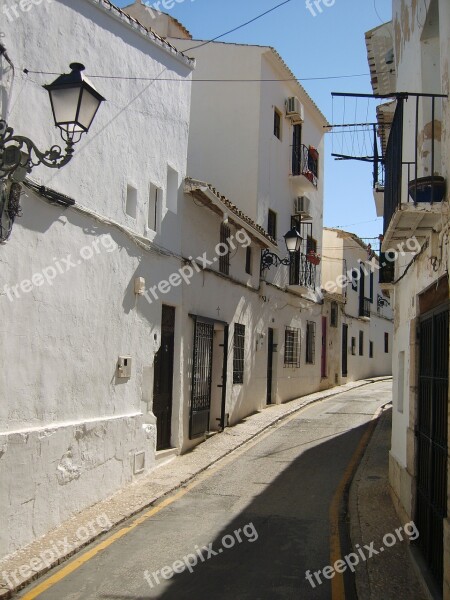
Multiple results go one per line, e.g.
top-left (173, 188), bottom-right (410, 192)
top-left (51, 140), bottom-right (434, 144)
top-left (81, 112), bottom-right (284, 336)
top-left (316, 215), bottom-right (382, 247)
top-left (19, 380), bottom-right (391, 600)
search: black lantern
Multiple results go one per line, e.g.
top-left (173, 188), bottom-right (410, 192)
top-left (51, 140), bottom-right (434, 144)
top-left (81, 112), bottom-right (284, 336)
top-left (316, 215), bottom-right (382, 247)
top-left (44, 63), bottom-right (106, 144)
top-left (284, 227), bottom-right (302, 254)
top-left (261, 227), bottom-right (303, 272)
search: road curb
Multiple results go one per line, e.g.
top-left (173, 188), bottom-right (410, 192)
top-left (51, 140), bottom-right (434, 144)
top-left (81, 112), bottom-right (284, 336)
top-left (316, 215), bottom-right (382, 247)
top-left (0, 377), bottom-right (392, 598)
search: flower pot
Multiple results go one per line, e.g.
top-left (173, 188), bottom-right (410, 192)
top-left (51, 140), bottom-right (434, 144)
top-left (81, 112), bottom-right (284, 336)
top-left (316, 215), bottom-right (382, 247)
top-left (307, 252), bottom-right (320, 265)
top-left (408, 176), bottom-right (446, 203)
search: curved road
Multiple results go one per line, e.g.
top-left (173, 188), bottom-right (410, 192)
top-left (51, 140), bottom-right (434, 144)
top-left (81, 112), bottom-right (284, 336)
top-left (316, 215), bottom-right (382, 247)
top-left (19, 380), bottom-right (392, 600)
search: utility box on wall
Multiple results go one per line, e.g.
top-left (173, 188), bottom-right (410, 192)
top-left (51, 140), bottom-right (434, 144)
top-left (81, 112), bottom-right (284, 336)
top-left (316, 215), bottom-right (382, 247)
top-left (117, 356), bottom-right (132, 378)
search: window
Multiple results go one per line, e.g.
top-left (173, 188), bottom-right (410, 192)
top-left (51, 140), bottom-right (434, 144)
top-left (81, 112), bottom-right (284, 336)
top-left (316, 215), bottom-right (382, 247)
top-left (284, 326), bottom-right (301, 368)
top-left (274, 108), bottom-right (282, 139)
top-left (359, 331), bottom-right (364, 356)
top-left (398, 351), bottom-right (405, 413)
top-left (233, 324), bottom-right (245, 384)
top-left (268, 210), bottom-right (277, 239)
top-left (351, 337), bottom-right (356, 355)
top-left (385, 332), bottom-right (389, 353)
top-left (351, 269), bottom-right (358, 291)
top-left (219, 223), bottom-right (231, 275)
top-left (166, 166), bottom-right (178, 213)
top-left (245, 247), bottom-right (252, 275)
top-left (369, 341), bottom-right (374, 358)
top-left (330, 302), bottom-right (338, 327)
top-left (306, 321), bottom-right (316, 364)
top-left (126, 184), bottom-right (137, 219)
top-left (289, 215), bottom-right (301, 285)
top-left (369, 271), bottom-right (374, 303)
top-left (307, 235), bottom-right (317, 255)
top-left (148, 183), bottom-right (161, 231)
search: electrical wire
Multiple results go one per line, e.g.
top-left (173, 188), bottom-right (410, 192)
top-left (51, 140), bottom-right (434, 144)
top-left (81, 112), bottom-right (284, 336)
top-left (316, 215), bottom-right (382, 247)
top-left (182, 0), bottom-right (295, 52)
top-left (23, 71), bottom-right (370, 83)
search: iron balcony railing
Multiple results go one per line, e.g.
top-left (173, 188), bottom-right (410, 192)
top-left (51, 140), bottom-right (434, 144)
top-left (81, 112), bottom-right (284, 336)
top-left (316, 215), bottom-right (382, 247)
top-left (359, 297), bottom-right (371, 318)
top-left (382, 94), bottom-right (446, 235)
top-left (289, 252), bottom-right (317, 289)
top-left (292, 143), bottom-right (319, 187)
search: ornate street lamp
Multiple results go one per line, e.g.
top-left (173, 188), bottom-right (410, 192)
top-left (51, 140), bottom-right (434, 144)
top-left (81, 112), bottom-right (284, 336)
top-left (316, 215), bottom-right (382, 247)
top-left (261, 227), bottom-right (302, 272)
top-left (0, 63), bottom-right (105, 182)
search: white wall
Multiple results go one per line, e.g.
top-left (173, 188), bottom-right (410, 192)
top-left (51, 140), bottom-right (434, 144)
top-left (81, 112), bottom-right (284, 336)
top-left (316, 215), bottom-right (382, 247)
top-left (0, 0), bottom-right (192, 558)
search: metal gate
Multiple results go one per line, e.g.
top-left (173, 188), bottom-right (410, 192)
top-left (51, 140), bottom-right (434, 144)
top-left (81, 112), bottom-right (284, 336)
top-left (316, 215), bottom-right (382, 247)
top-left (153, 305), bottom-right (175, 451)
top-left (416, 304), bottom-right (449, 586)
top-left (190, 319), bottom-right (214, 439)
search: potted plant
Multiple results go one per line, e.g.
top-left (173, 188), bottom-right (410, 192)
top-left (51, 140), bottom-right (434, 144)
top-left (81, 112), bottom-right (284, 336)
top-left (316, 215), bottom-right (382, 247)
top-left (408, 175), bottom-right (446, 203)
top-left (307, 250), bottom-right (321, 265)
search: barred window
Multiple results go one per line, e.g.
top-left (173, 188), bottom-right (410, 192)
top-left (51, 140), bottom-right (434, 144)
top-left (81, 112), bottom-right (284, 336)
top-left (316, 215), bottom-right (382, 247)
top-left (233, 323), bottom-right (245, 384)
top-left (284, 326), bottom-right (301, 368)
top-left (306, 321), bottom-right (316, 364)
top-left (330, 301), bottom-right (338, 327)
top-left (219, 223), bottom-right (231, 275)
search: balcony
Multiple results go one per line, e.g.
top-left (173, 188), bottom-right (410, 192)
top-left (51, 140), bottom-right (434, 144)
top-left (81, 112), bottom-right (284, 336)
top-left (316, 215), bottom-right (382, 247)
top-left (378, 252), bottom-right (395, 290)
top-left (359, 297), bottom-right (371, 319)
top-left (291, 144), bottom-right (319, 188)
top-left (289, 252), bottom-right (317, 291)
top-left (378, 94), bottom-right (447, 251)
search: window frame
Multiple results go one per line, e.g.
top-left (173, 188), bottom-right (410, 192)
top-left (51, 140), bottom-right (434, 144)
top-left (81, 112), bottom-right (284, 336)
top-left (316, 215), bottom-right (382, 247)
top-left (273, 107), bottom-right (282, 140)
top-left (306, 321), bottom-right (316, 364)
top-left (330, 301), bottom-right (338, 328)
top-left (233, 323), bottom-right (245, 384)
top-left (284, 326), bottom-right (301, 368)
top-left (245, 246), bottom-right (252, 275)
top-left (268, 209), bottom-right (277, 240)
top-left (219, 223), bottom-right (231, 275)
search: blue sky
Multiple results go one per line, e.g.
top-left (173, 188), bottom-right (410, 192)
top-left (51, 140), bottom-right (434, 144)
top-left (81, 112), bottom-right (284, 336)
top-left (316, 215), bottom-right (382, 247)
top-left (117, 0), bottom-right (392, 243)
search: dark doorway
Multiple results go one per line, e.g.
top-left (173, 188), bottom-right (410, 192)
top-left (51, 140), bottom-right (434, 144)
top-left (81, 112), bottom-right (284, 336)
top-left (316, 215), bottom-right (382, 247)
top-left (190, 319), bottom-right (215, 439)
top-left (416, 302), bottom-right (449, 588)
top-left (342, 323), bottom-right (348, 377)
top-left (267, 328), bottom-right (275, 404)
top-left (321, 317), bottom-right (327, 378)
top-left (153, 305), bottom-right (175, 451)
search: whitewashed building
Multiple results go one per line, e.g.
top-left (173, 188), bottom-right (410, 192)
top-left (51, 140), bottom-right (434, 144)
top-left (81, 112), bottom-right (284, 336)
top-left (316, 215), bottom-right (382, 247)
top-left (124, 4), bottom-right (332, 443)
top-left (0, 0), bottom-right (193, 558)
top-left (321, 228), bottom-right (393, 383)
top-left (365, 0), bottom-right (450, 595)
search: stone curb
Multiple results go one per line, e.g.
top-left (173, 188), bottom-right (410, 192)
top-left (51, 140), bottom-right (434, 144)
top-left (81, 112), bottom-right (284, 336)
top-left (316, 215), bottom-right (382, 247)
top-left (0, 376), bottom-right (392, 598)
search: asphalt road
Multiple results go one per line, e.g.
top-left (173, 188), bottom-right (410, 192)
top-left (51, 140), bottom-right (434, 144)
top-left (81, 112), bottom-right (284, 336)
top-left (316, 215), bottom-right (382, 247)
top-left (19, 380), bottom-right (392, 600)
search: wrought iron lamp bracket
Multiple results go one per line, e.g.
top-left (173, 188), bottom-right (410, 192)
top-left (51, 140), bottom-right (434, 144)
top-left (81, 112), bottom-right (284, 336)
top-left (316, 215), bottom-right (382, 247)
top-left (377, 294), bottom-right (390, 308)
top-left (0, 120), bottom-right (74, 180)
top-left (261, 249), bottom-right (292, 272)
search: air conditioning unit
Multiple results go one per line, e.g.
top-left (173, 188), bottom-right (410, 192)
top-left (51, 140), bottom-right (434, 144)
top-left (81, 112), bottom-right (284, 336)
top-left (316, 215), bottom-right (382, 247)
top-left (294, 196), bottom-right (311, 217)
top-left (286, 97), bottom-right (304, 122)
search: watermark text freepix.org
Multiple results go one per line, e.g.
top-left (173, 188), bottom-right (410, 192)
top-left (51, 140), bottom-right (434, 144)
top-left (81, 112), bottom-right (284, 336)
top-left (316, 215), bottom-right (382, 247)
top-left (1, 513), bottom-right (112, 590)
top-left (305, 521), bottom-right (419, 588)
top-left (142, 228), bottom-right (251, 305)
top-left (306, 0), bottom-right (337, 17)
top-left (2, 234), bottom-right (117, 302)
top-left (144, 522), bottom-right (258, 588)
top-left (2, 0), bottom-right (53, 23)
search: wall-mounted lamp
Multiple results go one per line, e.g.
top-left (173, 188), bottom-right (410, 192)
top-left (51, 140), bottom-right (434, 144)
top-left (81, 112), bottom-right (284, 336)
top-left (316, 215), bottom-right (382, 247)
top-left (0, 63), bottom-right (105, 182)
top-left (377, 294), bottom-right (390, 308)
top-left (261, 227), bottom-right (302, 272)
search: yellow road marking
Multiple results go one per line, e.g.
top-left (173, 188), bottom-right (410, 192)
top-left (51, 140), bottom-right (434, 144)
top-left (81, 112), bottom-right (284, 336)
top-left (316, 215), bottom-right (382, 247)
top-left (20, 392), bottom-right (386, 599)
top-left (20, 483), bottom-right (199, 599)
top-left (329, 406), bottom-right (384, 600)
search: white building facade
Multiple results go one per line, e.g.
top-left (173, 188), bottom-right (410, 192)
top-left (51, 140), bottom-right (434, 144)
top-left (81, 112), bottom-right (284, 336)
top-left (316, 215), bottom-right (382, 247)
top-left (321, 228), bottom-right (393, 383)
top-left (365, 0), bottom-right (450, 595)
top-left (0, 0), bottom-right (193, 559)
